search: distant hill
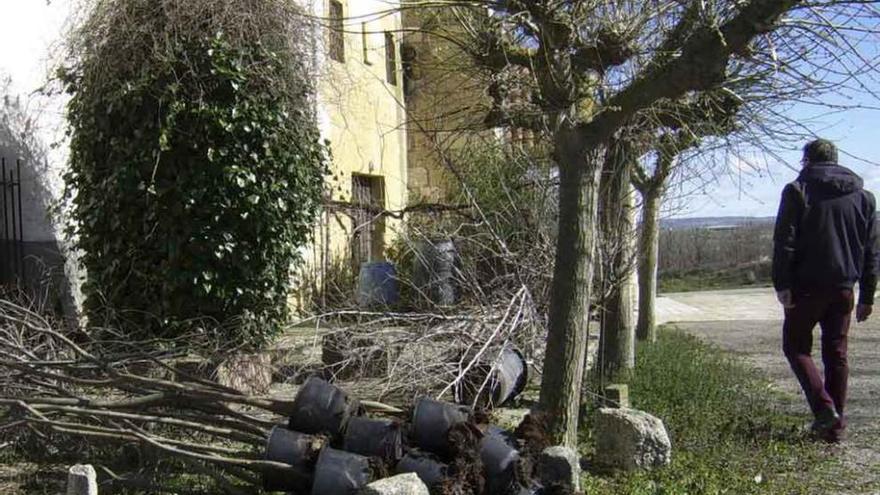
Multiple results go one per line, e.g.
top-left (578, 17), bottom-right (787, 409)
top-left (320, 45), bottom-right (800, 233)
top-left (662, 216), bottom-right (776, 230)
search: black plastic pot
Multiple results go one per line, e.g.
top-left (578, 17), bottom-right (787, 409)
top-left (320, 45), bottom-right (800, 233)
top-left (357, 261), bottom-right (400, 307)
top-left (311, 447), bottom-right (372, 495)
top-left (262, 426), bottom-right (320, 493)
top-left (287, 376), bottom-right (361, 439)
top-left (343, 416), bottom-right (404, 463)
top-left (494, 347), bottom-right (528, 405)
top-left (411, 397), bottom-right (470, 455)
top-left (395, 450), bottom-right (450, 488)
top-left (486, 425), bottom-right (518, 445)
top-left (481, 426), bottom-right (521, 494)
top-left (517, 484), bottom-right (544, 495)
top-left (455, 346), bottom-right (528, 408)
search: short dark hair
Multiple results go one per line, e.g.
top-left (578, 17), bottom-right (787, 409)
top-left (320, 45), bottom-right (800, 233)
top-left (803, 138), bottom-right (838, 164)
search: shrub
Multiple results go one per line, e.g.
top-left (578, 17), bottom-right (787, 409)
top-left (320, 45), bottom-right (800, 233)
top-left (59, 0), bottom-right (327, 345)
top-left (389, 144), bottom-right (557, 307)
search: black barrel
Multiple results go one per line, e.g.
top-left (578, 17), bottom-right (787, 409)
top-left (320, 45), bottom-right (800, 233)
top-left (395, 450), bottom-right (449, 488)
top-left (481, 426), bottom-right (521, 494)
top-left (263, 426), bottom-right (320, 493)
top-left (311, 447), bottom-right (372, 495)
top-left (287, 376), bottom-right (361, 440)
top-left (343, 416), bottom-right (404, 463)
top-left (411, 397), bottom-right (470, 456)
top-left (413, 238), bottom-right (460, 306)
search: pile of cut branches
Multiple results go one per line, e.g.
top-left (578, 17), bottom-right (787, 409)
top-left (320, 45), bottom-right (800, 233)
top-left (0, 299), bottom-right (302, 491)
top-left (290, 285), bottom-right (545, 405)
top-left (0, 291), bottom-right (546, 492)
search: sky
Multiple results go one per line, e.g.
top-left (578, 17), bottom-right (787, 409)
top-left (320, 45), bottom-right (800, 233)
top-left (671, 105), bottom-right (880, 219)
top-left (0, 0), bottom-right (71, 190)
top-left (1, 0), bottom-right (879, 219)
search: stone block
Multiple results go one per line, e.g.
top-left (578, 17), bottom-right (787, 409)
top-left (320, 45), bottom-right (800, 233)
top-left (594, 407), bottom-right (671, 471)
top-left (214, 353), bottom-right (272, 395)
top-left (491, 408), bottom-right (531, 431)
top-left (360, 473), bottom-right (430, 495)
top-left (408, 167), bottom-right (429, 188)
top-left (67, 464), bottom-right (98, 495)
top-left (538, 445), bottom-right (580, 492)
top-left (604, 384), bottom-right (630, 409)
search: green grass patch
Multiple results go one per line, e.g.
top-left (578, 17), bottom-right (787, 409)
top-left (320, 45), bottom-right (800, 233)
top-left (659, 261), bottom-right (771, 293)
top-left (581, 328), bottom-right (841, 494)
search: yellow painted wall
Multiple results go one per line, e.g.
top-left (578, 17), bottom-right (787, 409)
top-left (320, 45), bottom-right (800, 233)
top-left (295, 0), bottom-right (408, 305)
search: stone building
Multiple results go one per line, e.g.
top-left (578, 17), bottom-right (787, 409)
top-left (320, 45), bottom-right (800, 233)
top-left (2, 0), bottom-right (521, 318)
top-left (2, 0), bottom-right (414, 317)
top-left (400, 4), bottom-right (493, 202)
top-left (299, 0), bottom-right (409, 300)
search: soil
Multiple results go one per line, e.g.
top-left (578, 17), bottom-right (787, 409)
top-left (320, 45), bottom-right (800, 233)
top-left (514, 413), bottom-right (553, 457)
top-left (665, 288), bottom-right (880, 494)
top-left (440, 421), bottom-right (486, 495)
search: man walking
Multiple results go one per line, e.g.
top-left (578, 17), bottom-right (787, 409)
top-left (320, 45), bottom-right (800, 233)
top-left (773, 138), bottom-right (878, 443)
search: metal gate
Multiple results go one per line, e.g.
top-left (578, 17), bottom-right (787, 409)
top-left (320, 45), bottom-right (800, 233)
top-left (351, 174), bottom-right (385, 269)
top-left (1, 157), bottom-right (25, 285)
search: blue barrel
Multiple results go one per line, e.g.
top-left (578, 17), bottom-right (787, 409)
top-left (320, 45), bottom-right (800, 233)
top-left (357, 261), bottom-right (399, 307)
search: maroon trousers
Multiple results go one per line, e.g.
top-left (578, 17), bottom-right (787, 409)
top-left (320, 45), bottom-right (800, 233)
top-left (782, 288), bottom-right (851, 433)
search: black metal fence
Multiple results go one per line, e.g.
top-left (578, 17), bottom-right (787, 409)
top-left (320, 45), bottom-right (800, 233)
top-left (1, 157), bottom-right (26, 285)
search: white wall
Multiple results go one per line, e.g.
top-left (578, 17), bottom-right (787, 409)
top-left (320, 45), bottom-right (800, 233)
top-left (0, 0), bottom-right (73, 240)
top-left (1, 0), bottom-right (81, 316)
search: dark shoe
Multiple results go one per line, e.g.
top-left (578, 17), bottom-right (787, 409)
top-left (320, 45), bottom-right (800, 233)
top-left (820, 430), bottom-right (844, 444)
top-left (810, 408), bottom-right (840, 435)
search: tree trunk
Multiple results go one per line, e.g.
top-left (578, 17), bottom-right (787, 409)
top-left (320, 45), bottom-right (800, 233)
top-left (538, 138), bottom-right (602, 449)
top-left (636, 188), bottom-right (662, 343)
top-left (597, 142), bottom-right (636, 378)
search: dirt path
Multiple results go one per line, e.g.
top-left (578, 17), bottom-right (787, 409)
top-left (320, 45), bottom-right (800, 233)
top-left (658, 288), bottom-right (880, 493)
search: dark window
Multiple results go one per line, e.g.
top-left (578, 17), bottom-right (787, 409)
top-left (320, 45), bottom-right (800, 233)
top-left (385, 32), bottom-right (397, 86)
top-left (351, 175), bottom-right (386, 268)
top-left (402, 43), bottom-right (417, 98)
top-left (362, 23), bottom-right (371, 65)
top-left (328, 1), bottom-right (345, 63)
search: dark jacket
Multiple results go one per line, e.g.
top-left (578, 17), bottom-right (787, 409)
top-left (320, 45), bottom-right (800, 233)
top-left (773, 162), bottom-right (879, 304)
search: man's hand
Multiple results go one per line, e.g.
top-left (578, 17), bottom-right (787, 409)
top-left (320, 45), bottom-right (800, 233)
top-left (776, 289), bottom-right (795, 309)
top-left (857, 304), bottom-right (873, 322)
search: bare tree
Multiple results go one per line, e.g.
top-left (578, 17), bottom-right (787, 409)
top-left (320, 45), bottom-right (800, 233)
top-left (407, 0), bottom-right (825, 447)
top-left (303, 0), bottom-right (880, 447)
top-left (596, 137), bottom-right (638, 378)
top-left (627, 0), bottom-right (880, 342)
